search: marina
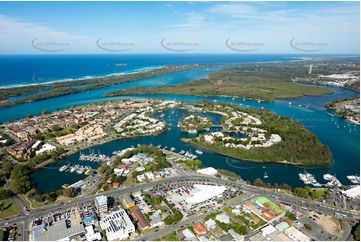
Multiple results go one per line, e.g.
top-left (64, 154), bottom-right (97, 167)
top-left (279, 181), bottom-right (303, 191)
top-left (59, 163), bottom-right (93, 175)
top-left (323, 174), bottom-right (343, 187)
top-left (79, 150), bottom-right (111, 163)
top-left (347, 175), bottom-right (360, 184)
top-left (298, 170), bottom-right (322, 187)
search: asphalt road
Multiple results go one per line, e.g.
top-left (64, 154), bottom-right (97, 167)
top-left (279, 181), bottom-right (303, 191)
top-left (1, 174), bottom-right (359, 241)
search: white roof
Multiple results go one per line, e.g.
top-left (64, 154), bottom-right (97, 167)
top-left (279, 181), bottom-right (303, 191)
top-left (197, 167), bottom-right (218, 176)
top-left (183, 228), bottom-right (197, 241)
top-left (186, 184), bottom-right (226, 204)
top-left (205, 219), bottom-right (216, 228)
top-left (341, 185), bottom-right (360, 198)
top-left (261, 225), bottom-right (277, 236)
top-left (216, 213), bottom-right (230, 224)
top-left (32, 140), bottom-right (42, 149)
top-left (95, 195), bottom-right (107, 206)
top-left (285, 227), bottom-right (310, 241)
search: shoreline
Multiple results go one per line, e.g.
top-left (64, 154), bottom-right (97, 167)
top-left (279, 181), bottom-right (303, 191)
top-left (0, 65), bottom-right (164, 90)
top-left (183, 139), bottom-right (321, 167)
top-left (0, 56), bottom-right (308, 90)
top-left (33, 126), bottom-right (169, 170)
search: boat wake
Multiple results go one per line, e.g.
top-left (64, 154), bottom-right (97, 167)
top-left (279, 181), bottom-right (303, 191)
top-left (225, 157), bottom-right (258, 169)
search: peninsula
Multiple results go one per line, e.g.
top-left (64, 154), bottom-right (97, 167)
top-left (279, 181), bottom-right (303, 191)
top-left (106, 62), bottom-right (334, 101)
top-left (183, 101), bottom-right (332, 166)
top-left (0, 64), bottom-right (209, 109)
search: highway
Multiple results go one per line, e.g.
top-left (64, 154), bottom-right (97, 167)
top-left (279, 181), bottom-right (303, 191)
top-left (1, 173), bottom-right (359, 241)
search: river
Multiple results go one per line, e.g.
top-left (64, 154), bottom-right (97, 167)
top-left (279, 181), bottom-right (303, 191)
top-left (30, 83), bottom-right (359, 193)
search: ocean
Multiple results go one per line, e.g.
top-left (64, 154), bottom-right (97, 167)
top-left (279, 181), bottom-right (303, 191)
top-left (0, 54), bottom-right (311, 88)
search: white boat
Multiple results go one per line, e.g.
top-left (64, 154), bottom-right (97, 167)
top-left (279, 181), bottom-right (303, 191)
top-left (188, 129), bottom-right (197, 134)
top-left (195, 149), bottom-right (203, 155)
top-left (70, 165), bottom-right (79, 173)
top-left (347, 175), bottom-right (360, 184)
top-left (299, 170), bottom-right (317, 185)
top-left (59, 165), bottom-right (69, 172)
top-left (264, 172), bottom-right (269, 179)
top-left (77, 166), bottom-right (86, 174)
top-left (323, 173), bottom-right (342, 187)
top-left (323, 174), bottom-right (334, 180)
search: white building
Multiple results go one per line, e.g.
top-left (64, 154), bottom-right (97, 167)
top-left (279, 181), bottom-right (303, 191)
top-left (216, 213), bottom-right (230, 224)
top-left (341, 185), bottom-right (360, 199)
top-left (114, 168), bottom-right (124, 176)
top-left (186, 184), bottom-right (226, 207)
top-left (85, 225), bottom-right (102, 241)
top-left (284, 227), bottom-right (310, 241)
top-left (205, 219), bottom-right (216, 229)
top-left (137, 174), bottom-right (146, 182)
top-left (35, 143), bottom-right (57, 155)
top-left (95, 195), bottom-right (108, 217)
top-left (196, 167), bottom-right (218, 176)
top-left (182, 228), bottom-right (198, 241)
top-left (100, 209), bottom-right (135, 241)
top-left (261, 225), bottom-right (277, 237)
top-left (136, 166), bottom-right (145, 172)
top-left (145, 172), bottom-right (155, 180)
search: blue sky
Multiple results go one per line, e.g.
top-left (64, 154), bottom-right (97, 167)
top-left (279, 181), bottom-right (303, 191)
top-left (0, 1), bottom-right (359, 54)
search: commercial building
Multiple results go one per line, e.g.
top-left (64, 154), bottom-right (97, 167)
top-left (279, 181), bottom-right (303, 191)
top-left (341, 185), bottom-right (361, 198)
top-left (196, 167), bottom-right (218, 176)
top-left (186, 184), bottom-right (226, 208)
top-left (100, 209), bottom-right (135, 241)
top-left (284, 227), bottom-right (310, 241)
top-left (94, 195), bottom-right (108, 217)
top-left (85, 225), bottom-right (102, 241)
top-left (123, 194), bottom-right (135, 209)
top-left (32, 220), bottom-right (86, 241)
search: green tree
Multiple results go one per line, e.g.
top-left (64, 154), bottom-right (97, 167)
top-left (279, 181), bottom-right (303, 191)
top-left (285, 211), bottom-right (297, 220)
top-left (304, 224), bottom-right (312, 231)
top-left (353, 225), bottom-right (360, 241)
top-left (0, 189), bottom-right (13, 200)
top-left (63, 187), bottom-right (77, 198)
top-left (10, 164), bottom-right (32, 194)
top-left (0, 200), bottom-right (4, 211)
top-left (253, 178), bottom-right (265, 187)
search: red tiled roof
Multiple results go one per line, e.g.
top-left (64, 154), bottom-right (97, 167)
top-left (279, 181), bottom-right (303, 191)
top-left (117, 164), bottom-right (127, 169)
top-left (132, 210), bottom-right (150, 229)
top-left (193, 223), bottom-right (206, 234)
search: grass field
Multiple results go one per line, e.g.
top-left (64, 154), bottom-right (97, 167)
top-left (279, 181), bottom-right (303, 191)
top-left (256, 197), bottom-right (284, 215)
top-left (161, 232), bottom-right (179, 241)
top-left (0, 198), bottom-right (20, 219)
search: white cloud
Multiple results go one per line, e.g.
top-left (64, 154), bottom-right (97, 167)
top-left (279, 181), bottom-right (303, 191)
top-left (163, 12), bottom-right (209, 31)
top-left (0, 14), bottom-right (90, 53)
